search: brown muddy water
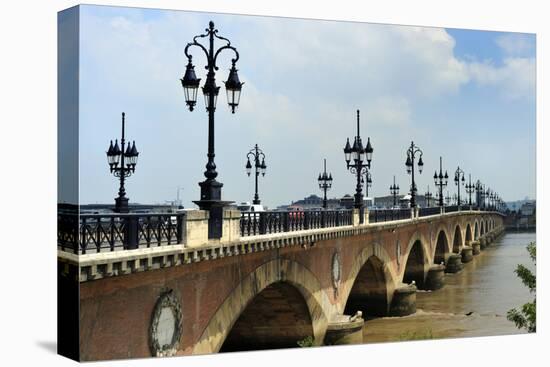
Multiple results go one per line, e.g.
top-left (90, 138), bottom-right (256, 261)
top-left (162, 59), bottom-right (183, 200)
top-left (363, 232), bottom-right (536, 343)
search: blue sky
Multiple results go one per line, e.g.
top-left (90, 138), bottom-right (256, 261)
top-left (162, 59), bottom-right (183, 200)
top-left (68, 5), bottom-right (536, 208)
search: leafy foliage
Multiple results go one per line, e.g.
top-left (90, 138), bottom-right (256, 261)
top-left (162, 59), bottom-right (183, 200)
top-left (507, 242), bottom-right (536, 332)
top-left (297, 336), bottom-right (315, 347)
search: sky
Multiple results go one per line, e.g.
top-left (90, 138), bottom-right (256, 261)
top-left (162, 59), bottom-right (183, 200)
top-left (65, 5), bottom-right (536, 209)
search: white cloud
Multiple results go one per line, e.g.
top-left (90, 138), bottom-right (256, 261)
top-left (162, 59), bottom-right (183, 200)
top-left (496, 33), bottom-right (535, 56)
top-left (467, 57), bottom-right (535, 100)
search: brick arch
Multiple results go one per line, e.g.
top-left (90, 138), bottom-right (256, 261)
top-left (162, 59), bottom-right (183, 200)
top-left (452, 224), bottom-right (463, 253)
top-left (433, 224), bottom-right (451, 264)
top-left (341, 243), bottom-right (397, 316)
top-left (465, 223), bottom-right (473, 244)
top-left (402, 232), bottom-right (431, 288)
top-left (192, 258), bottom-right (331, 355)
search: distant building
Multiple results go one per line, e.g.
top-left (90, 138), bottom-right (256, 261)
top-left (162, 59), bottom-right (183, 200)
top-left (520, 201), bottom-right (536, 216)
top-left (284, 194), bottom-right (341, 210)
top-left (504, 200), bottom-right (536, 230)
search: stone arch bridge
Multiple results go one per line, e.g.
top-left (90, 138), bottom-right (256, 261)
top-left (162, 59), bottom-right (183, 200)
top-left (57, 208), bottom-right (504, 361)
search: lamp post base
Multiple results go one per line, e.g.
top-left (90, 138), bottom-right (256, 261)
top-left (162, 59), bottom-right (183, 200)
top-left (194, 179), bottom-right (234, 239)
top-left (114, 196), bottom-right (129, 213)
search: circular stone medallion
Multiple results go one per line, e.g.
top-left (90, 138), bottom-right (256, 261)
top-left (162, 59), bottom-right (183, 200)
top-left (332, 251), bottom-right (341, 290)
top-left (149, 290), bottom-right (182, 357)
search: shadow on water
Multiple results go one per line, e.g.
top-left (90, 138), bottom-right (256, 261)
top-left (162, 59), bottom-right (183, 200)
top-left (362, 232), bottom-right (534, 343)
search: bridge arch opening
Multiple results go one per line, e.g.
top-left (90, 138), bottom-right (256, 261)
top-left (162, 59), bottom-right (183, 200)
top-left (452, 225), bottom-right (463, 253)
top-left (403, 240), bottom-right (426, 288)
top-left (481, 221), bottom-right (485, 236)
top-left (474, 222), bottom-right (479, 240)
top-left (434, 230), bottom-right (448, 264)
top-left (220, 281), bottom-right (314, 352)
top-left (465, 223), bottom-right (472, 244)
top-left (344, 255), bottom-right (389, 317)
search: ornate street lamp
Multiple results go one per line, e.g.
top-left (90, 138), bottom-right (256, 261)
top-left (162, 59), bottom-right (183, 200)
top-left (390, 175), bottom-right (400, 207)
top-left (485, 187), bottom-right (491, 209)
top-left (245, 144), bottom-right (266, 205)
top-left (434, 156), bottom-right (448, 207)
top-left (318, 159), bottom-right (333, 209)
top-left (181, 21), bottom-right (244, 238)
top-left (454, 166), bottom-right (465, 206)
top-left (465, 174), bottom-right (475, 206)
top-left (344, 109), bottom-right (373, 222)
top-left (405, 141), bottom-right (424, 208)
top-left (425, 186), bottom-right (433, 207)
top-left (106, 112), bottom-right (139, 213)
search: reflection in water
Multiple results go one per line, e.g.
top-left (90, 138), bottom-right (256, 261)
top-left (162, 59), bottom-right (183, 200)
top-left (363, 232), bottom-right (535, 343)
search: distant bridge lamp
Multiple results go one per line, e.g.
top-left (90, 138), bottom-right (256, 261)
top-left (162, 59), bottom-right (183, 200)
top-left (424, 186), bottom-right (433, 207)
top-left (318, 159), bottom-right (333, 209)
top-left (245, 144), bottom-right (267, 205)
top-left (343, 109), bottom-right (373, 221)
top-left (475, 180), bottom-right (484, 208)
top-left (180, 21), bottom-right (244, 238)
top-left (390, 175), bottom-right (400, 207)
top-left (405, 141), bottom-right (424, 208)
top-left (434, 156), bottom-right (448, 207)
top-left (361, 170), bottom-right (373, 197)
top-left (445, 191), bottom-right (452, 206)
top-left (106, 112), bottom-right (139, 213)
top-left (454, 166), bottom-right (465, 206)
top-left (465, 174), bottom-right (475, 206)
top-left (485, 187), bottom-right (492, 209)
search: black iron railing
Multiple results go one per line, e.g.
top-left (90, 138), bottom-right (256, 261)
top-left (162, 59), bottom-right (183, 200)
top-left (445, 205), bottom-right (459, 213)
top-left (418, 207), bottom-right (441, 217)
top-left (368, 208), bottom-right (411, 223)
top-left (58, 212), bottom-right (186, 254)
top-left (240, 209), bottom-right (353, 237)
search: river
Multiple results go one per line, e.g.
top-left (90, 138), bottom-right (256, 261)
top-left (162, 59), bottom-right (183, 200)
top-left (362, 232), bottom-right (536, 342)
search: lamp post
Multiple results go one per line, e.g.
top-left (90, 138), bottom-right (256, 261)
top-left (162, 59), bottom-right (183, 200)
top-left (318, 159), bottom-right (333, 209)
top-left (454, 166), bottom-right (465, 207)
top-left (390, 175), bottom-right (400, 207)
top-left (180, 21), bottom-right (244, 238)
top-left (245, 144), bottom-right (267, 205)
top-left (344, 110), bottom-right (373, 222)
top-left (405, 141), bottom-right (424, 208)
top-left (425, 186), bottom-right (433, 207)
top-left (475, 180), bottom-right (483, 208)
top-left (489, 191), bottom-right (496, 210)
top-left (362, 170), bottom-right (373, 198)
top-left (485, 187), bottom-right (491, 209)
top-left (106, 112), bottom-right (139, 213)
top-left (434, 156), bottom-right (448, 207)
top-left (465, 174), bottom-right (475, 206)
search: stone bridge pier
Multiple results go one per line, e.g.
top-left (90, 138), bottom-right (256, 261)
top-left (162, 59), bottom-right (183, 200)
top-left (58, 209), bottom-right (505, 361)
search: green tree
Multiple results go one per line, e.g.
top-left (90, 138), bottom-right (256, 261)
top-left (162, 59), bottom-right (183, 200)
top-left (507, 242), bottom-right (536, 332)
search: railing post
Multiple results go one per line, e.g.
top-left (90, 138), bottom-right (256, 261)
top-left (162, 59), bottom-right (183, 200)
top-left (124, 216), bottom-right (139, 250)
top-left (304, 211), bottom-right (310, 230)
top-left (81, 216), bottom-right (87, 255)
top-left (321, 210), bottom-right (326, 228)
top-left (283, 212), bottom-right (290, 232)
top-left (259, 212), bottom-right (267, 235)
top-left (176, 213), bottom-right (184, 244)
